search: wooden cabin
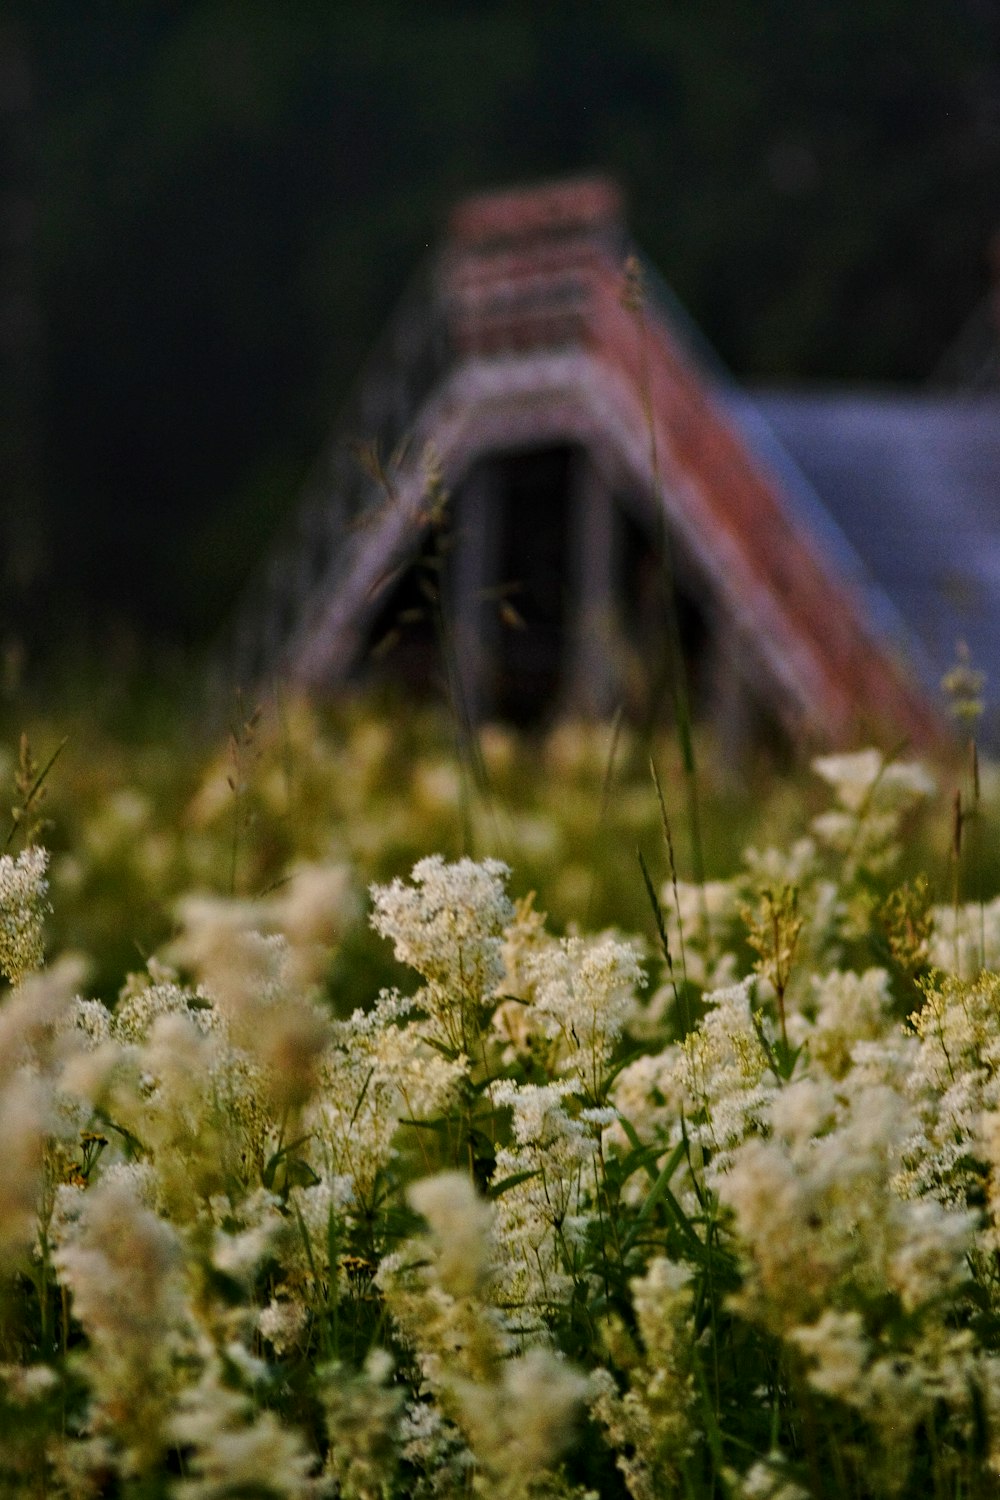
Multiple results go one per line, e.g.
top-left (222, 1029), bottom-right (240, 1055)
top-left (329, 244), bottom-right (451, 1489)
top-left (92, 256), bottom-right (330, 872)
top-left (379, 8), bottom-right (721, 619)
top-left (226, 176), bottom-right (947, 751)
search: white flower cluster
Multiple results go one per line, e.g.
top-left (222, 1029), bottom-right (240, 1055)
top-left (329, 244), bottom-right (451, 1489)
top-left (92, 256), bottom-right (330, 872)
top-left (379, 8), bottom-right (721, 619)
top-left (526, 933), bottom-right (644, 1094)
top-left (488, 1078), bottom-right (600, 1327)
top-left (11, 731), bottom-right (1000, 1499)
top-left (370, 855), bottom-right (513, 1051)
top-left (811, 748), bottom-right (935, 880)
top-left (0, 845), bottom-right (49, 985)
top-left (610, 977), bottom-right (777, 1183)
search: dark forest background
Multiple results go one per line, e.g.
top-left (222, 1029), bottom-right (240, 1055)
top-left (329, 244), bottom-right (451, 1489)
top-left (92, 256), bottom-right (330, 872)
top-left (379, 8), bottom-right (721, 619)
top-left (2, 1), bottom-right (999, 667)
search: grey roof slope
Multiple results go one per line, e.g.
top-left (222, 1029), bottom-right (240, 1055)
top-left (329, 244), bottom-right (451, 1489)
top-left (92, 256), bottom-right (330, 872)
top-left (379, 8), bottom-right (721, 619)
top-left (744, 390), bottom-right (1000, 739)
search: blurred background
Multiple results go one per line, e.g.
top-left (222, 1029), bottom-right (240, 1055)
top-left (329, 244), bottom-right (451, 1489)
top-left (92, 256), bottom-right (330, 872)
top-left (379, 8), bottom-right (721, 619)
top-left (2, 0), bottom-right (999, 677)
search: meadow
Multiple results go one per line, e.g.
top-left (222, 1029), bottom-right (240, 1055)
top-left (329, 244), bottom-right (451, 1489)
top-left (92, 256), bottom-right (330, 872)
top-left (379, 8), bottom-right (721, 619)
top-left (1, 684), bottom-right (999, 1498)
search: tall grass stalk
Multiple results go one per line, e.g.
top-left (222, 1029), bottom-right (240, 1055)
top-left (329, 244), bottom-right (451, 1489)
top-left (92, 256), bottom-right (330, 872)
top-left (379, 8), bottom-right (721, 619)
top-left (623, 256), bottom-right (708, 937)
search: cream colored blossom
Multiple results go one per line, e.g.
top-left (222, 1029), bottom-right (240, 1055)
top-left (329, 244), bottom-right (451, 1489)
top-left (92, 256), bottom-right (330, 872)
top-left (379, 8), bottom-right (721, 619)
top-left (258, 1297), bottom-right (309, 1356)
top-left (679, 978), bottom-right (778, 1174)
top-left (0, 845), bottom-right (49, 984)
top-left (306, 989), bottom-right (464, 1210)
top-left (930, 896), bottom-right (1000, 978)
top-left (319, 1350), bottom-right (403, 1499)
top-left (660, 876), bottom-right (740, 989)
top-left (170, 1363), bottom-right (319, 1499)
top-left (488, 1079), bottom-right (598, 1326)
top-left (789, 1309), bottom-right (870, 1398)
top-left (590, 1258), bottom-right (696, 1499)
top-left (526, 933), bottom-right (644, 1094)
top-left (453, 1347), bottom-right (589, 1500)
top-left (171, 898), bottom-right (330, 1116)
top-left (53, 1176), bottom-right (190, 1473)
top-left (810, 750), bottom-right (934, 880)
top-left (725, 1454), bottom-right (810, 1500)
top-left (370, 856), bottom-right (512, 1051)
top-left (0, 1071), bottom-right (49, 1270)
top-left (786, 967), bottom-right (895, 1079)
top-left (410, 1171), bottom-right (495, 1299)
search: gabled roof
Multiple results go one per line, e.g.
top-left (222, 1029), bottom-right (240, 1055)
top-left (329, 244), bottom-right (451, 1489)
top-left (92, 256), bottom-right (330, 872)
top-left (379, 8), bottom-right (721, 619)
top-left (748, 389), bottom-right (1000, 736)
top-left (227, 176), bottom-right (944, 749)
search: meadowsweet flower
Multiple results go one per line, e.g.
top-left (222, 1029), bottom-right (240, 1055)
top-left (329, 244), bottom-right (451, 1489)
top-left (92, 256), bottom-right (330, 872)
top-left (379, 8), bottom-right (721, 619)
top-left (53, 1176), bottom-right (190, 1473)
top-left (453, 1346), bottom-right (589, 1500)
top-left (172, 898), bottom-right (331, 1115)
top-left (170, 892), bottom-right (277, 1015)
top-left (398, 1397), bottom-right (473, 1491)
top-left (319, 1350), bottom-right (403, 1499)
top-left (792, 967), bottom-right (895, 1078)
top-left (258, 1297), bottom-right (309, 1356)
top-left (606, 1049), bottom-right (688, 1193)
top-left (810, 750), bottom-right (934, 881)
top-left (170, 1363), bottom-right (319, 1499)
top-left (0, 960), bottom-right (82, 1270)
top-left (267, 858), bottom-right (360, 989)
top-left (660, 877), bottom-right (741, 989)
top-left (0, 845), bottom-right (49, 984)
top-left (270, 859), bottom-right (358, 950)
top-left (526, 933), bottom-right (644, 1094)
top-left (929, 895), bottom-right (1000, 977)
top-left (902, 970), bottom-right (1000, 1207)
top-left (725, 1063), bottom-right (978, 1366)
top-left (113, 1008), bottom-right (248, 1215)
top-left (789, 1309), bottom-right (870, 1398)
top-left (812, 749), bottom-right (935, 814)
top-left (677, 978), bottom-right (778, 1174)
top-left (280, 1175), bottom-right (354, 1302)
top-left (378, 1174), bottom-right (505, 1403)
top-left (488, 1080), bottom-right (597, 1326)
top-left (887, 1196), bottom-right (976, 1311)
top-left (0, 1071), bottom-right (49, 1270)
top-left (590, 1255), bottom-right (696, 1500)
top-left (211, 1186), bottom-right (284, 1283)
top-left (370, 856), bottom-right (512, 1050)
top-left (724, 1454), bottom-right (810, 1500)
top-left (743, 835), bottom-right (819, 888)
top-left (410, 1171), bottom-right (495, 1299)
top-left (307, 990), bottom-right (464, 1209)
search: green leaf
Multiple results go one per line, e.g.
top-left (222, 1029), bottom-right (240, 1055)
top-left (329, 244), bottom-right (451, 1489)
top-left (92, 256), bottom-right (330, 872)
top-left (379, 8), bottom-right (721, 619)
top-left (487, 1168), bottom-right (540, 1199)
top-left (621, 1137), bottom-right (688, 1254)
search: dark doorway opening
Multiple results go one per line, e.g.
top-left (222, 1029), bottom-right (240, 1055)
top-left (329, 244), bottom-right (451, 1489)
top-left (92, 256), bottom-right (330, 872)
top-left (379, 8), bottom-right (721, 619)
top-left (491, 444), bottom-right (574, 724)
top-left (618, 505), bottom-right (713, 724)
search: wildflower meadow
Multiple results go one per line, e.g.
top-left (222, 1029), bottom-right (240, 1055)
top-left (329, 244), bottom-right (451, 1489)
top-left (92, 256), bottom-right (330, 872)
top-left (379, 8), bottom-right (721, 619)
top-left (2, 697), bottom-right (1000, 1498)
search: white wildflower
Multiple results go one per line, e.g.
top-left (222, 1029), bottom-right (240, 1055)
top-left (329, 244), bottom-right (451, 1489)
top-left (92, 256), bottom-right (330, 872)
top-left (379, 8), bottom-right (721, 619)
top-left (211, 1187), bottom-right (284, 1284)
top-left (0, 1071), bottom-right (49, 1270)
top-left (793, 967), bottom-right (894, 1078)
top-left (810, 750), bottom-right (934, 880)
top-left (887, 1196), bottom-right (977, 1311)
top-left (660, 877), bottom-right (740, 989)
top-left (526, 934), bottom-right (644, 1094)
top-left (454, 1346), bottom-right (589, 1500)
top-left (789, 1310), bottom-right (870, 1399)
top-left (725, 1454), bottom-right (810, 1500)
top-left (258, 1297), bottom-right (309, 1356)
top-left (812, 749), bottom-right (934, 813)
top-left (171, 1362), bottom-right (318, 1498)
top-left (319, 1350), bottom-right (404, 1498)
top-left (53, 1176), bottom-right (190, 1472)
top-left (680, 978), bottom-right (778, 1174)
top-left (370, 856), bottom-right (512, 1050)
top-left (488, 1079), bottom-right (596, 1326)
top-left (410, 1171), bottom-right (495, 1299)
top-left (307, 989), bottom-right (463, 1209)
top-left (930, 896), bottom-right (1000, 977)
top-left (0, 845), bottom-right (49, 985)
